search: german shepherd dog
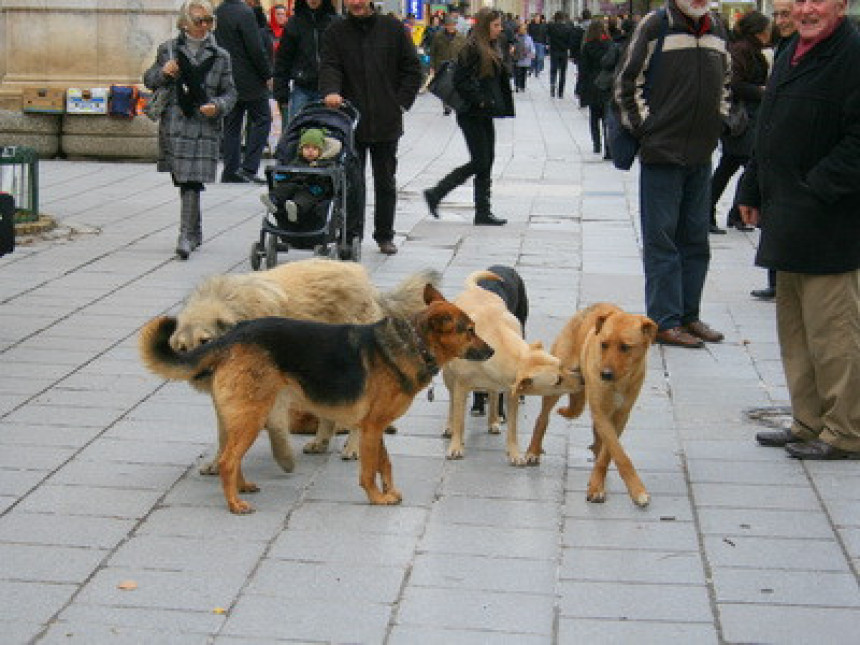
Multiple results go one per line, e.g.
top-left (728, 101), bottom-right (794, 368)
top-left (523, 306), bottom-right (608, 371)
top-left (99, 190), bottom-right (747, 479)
top-left (525, 303), bottom-right (657, 506)
top-left (139, 285), bottom-right (493, 513)
top-left (470, 264), bottom-right (529, 419)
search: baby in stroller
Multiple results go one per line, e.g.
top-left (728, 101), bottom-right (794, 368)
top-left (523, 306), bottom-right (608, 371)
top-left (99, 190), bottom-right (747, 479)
top-left (261, 128), bottom-right (338, 231)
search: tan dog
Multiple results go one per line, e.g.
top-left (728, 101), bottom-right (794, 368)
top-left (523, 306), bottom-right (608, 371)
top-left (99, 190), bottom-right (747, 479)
top-left (140, 286), bottom-right (494, 513)
top-left (525, 303), bottom-right (657, 506)
top-left (169, 258), bottom-right (438, 471)
top-left (442, 271), bottom-right (583, 465)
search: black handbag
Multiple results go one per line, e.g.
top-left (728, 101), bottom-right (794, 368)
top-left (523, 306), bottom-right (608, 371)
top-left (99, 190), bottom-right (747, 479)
top-left (724, 99), bottom-right (750, 138)
top-left (427, 60), bottom-right (467, 113)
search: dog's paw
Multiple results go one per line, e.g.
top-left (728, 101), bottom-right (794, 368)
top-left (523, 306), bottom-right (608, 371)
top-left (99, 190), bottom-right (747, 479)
top-left (508, 453), bottom-right (527, 467)
top-left (586, 490), bottom-right (607, 504)
top-left (524, 452), bottom-right (542, 466)
top-left (557, 406), bottom-right (576, 419)
top-left (340, 446), bottom-right (359, 461)
top-left (446, 446), bottom-right (465, 460)
top-left (470, 409), bottom-right (485, 417)
top-left (199, 460), bottom-right (219, 475)
top-left (488, 421), bottom-right (502, 434)
top-left (239, 482), bottom-right (260, 493)
top-left (632, 491), bottom-right (651, 508)
top-left (275, 456), bottom-right (295, 473)
top-left (302, 439), bottom-right (330, 454)
top-left (228, 500), bottom-right (256, 514)
top-left (369, 490), bottom-right (402, 505)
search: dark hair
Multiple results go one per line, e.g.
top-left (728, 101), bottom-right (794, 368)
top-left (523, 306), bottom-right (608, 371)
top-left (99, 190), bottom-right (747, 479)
top-left (471, 7), bottom-right (503, 78)
top-left (585, 19), bottom-right (606, 42)
top-left (735, 10), bottom-right (771, 41)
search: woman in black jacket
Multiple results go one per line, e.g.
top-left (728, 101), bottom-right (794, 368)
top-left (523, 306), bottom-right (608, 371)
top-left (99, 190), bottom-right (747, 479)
top-left (579, 20), bottom-right (612, 156)
top-left (709, 10), bottom-right (771, 233)
top-left (423, 8), bottom-right (515, 226)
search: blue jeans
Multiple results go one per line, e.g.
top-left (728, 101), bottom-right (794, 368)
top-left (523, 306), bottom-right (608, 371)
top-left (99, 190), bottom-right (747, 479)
top-left (287, 86), bottom-right (322, 124)
top-left (532, 43), bottom-right (546, 75)
top-left (639, 163), bottom-right (712, 331)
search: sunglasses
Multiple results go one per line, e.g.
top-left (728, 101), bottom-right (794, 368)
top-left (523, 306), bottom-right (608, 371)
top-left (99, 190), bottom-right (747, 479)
top-left (772, 10), bottom-right (791, 18)
top-left (191, 16), bottom-right (214, 26)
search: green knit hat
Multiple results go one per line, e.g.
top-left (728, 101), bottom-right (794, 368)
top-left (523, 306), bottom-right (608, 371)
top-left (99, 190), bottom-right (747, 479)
top-left (299, 128), bottom-right (326, 150)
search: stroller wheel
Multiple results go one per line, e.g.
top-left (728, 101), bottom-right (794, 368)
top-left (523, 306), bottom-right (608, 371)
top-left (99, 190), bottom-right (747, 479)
top-left (249, 241), bottom-right (263, 271)
top-left (265, 233), bottom-right (279, 268)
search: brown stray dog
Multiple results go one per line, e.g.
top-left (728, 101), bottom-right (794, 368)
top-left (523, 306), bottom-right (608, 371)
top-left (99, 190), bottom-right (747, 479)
top-left (139, 285), bottom-right (493, 513)
top-left (525, 303), bottom-right (657, 507)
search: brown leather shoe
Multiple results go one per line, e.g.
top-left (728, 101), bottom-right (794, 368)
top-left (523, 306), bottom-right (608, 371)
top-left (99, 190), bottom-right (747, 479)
top-left (656, 327), bottom-right (704, 348)
top-left (378, 241), bottom-right (398, 255)
top-left (684, 320), bottom-right (724, 343)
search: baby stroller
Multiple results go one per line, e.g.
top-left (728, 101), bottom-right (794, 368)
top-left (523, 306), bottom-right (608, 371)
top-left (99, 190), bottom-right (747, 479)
top-left (249, 100), bottom-right (362, 269)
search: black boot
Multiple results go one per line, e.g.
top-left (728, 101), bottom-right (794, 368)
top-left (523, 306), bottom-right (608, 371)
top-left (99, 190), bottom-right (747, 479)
top-left (187, 190), bottom-right (202, 250)
top-left (176, 190), bottom-right (195, 260)
top-left (425, 166), bottom-right (471, 219)
top-left (473, 177), bottom-right (507, 226)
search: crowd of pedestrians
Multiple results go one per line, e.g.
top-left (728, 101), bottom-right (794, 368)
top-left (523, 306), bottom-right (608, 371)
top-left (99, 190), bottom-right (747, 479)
top-left (144, 0), bottom-right (859, 458)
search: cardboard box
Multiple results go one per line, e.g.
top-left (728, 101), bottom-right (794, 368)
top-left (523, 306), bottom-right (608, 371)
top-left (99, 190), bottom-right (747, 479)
top-left (66, 88), bottom-right (109, 115)
top-left (22, 87), bottom-right (65, 114)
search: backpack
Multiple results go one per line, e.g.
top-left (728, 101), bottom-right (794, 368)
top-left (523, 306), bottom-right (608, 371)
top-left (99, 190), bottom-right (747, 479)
top-left (109, 85), bottom-right (139, 118)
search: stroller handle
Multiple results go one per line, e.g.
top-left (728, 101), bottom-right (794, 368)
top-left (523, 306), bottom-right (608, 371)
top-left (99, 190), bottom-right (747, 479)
top-left (308, 98), bottom-right (360, 128)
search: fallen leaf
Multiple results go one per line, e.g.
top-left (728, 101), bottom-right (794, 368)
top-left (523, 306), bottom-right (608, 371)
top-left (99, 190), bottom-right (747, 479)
top-left (117, 580), bottom-right (137, 591)
top-left (212, 607), bottom-right (226, 615)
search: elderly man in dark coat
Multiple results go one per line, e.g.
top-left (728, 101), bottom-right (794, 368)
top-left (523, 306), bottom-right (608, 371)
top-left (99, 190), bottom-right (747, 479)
top-left (214, 0), bottom-right (272, 184)
top-left (319, 0), bottom-right (421, 255)
top-left (739, 0), bottom-right (860, 460)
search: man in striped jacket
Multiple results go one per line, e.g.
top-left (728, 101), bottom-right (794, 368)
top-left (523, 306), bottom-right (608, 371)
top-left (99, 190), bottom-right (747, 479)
top-left (615, 0), bottom-right (730, 349)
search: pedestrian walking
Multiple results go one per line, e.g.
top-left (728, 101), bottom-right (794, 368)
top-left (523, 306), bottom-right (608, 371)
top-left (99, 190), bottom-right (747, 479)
top-left (429, 14), bottom-right (467, 115)
top-left (318, 0), bottom-right (421, 255)
top-left (422, 7), bottom-right (515, 227)
top-left (214, 0), bottom-right (272, 184)
top-left (143, 0), bottom-right (236, 260)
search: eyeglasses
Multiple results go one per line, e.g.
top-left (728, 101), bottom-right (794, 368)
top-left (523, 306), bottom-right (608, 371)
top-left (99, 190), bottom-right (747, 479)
top-left (772, 10), bottom-right (791, 18)
top-left (191, 16), bottom-right (214, 26)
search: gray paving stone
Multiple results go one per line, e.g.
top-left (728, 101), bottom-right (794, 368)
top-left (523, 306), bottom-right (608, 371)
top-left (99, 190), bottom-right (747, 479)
top-left (697, 507), bottom-right (835, 539)
top-left (561, 546), bottom-right (707, 585)
top-left (388, 625), bottom-right (548, 645)
top-left (704, 535), bottom-right (849, 571)
top-left (719, 604), bottom-right (860, 644)
top-left (558, 580), bottom-right (713, 622)
top-left (560, 618), bottom-right (718, 644)
top-left (0, 580), bottom-right (77, 625)
top-left (267, 528), bottom-right (419, 567)
top-left (0, 511), bottom-right (134, 549)
top-left (409, 552), bottom-right (557, 595)
top-left (711, 568), bottom-right (860, 606)
top-left (15, 484), bottom-right (163, 518)
top-left (396, 587), bottom-right (554, 636)
top-left (0, 543), bottom-right (108, 583)
top-left (420, 521), bottom-right (558, 560)
top-left (563, 517), bottom-right (700, 551)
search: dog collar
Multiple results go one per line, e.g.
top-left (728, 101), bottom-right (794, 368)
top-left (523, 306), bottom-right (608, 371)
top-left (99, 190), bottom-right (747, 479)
top-left (408, 319), bottom-right (439, 378)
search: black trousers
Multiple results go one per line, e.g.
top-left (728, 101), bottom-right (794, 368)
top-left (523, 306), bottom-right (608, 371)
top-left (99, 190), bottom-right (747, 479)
top-left (514, 66), bottom-right (528, 90)
top-left (222, 96), bottom-right (272, 177)
top-left (549, 56), bottom-right (568, 95)
top-left (710, 152), bottom-right (749, 224)
top-left (588, 103), bottom-right (606, 151)
top-left (355, 140), bottom-right (398, 244)
top-left (456, 114), bottom-right (495, 184)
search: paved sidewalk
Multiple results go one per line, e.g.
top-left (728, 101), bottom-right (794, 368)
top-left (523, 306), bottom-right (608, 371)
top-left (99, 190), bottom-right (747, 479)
top-left (1, 74), bottom-right (858, 644)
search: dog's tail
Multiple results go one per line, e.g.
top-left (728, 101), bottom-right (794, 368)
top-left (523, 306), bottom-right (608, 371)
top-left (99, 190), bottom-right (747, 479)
top-left (464, 270), bottom-right (501, 290)
top-left (139, 316), bottom-right (223, 383)
top-left (378, 268), bottom-right (442, 318)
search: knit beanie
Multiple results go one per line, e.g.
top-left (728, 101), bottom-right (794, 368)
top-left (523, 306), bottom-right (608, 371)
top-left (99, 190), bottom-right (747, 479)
top-left (299, 128), bottom-right (326, 150)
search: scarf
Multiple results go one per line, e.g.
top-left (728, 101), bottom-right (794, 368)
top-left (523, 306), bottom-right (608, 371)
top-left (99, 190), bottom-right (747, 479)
top-left (176, 45), bottom-right (217, 118)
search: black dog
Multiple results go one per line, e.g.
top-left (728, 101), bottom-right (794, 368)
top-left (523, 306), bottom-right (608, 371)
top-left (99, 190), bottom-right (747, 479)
top-left (470, 264), bottom-right (529, 419)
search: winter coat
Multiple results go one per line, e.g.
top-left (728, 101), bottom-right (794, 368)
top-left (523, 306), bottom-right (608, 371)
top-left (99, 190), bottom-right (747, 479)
top-left (318, 10), bottom-right (421, 143)
top-left (272, 0), bottom-right (338, 104)
top-left (214, 0), bottom-right (272, 101)
top-left (721, 36), bottom-right (769, 157)
top-left (430, 29), bottom-right (467, 70)
top-left (737, 19), bottom-right (860, 275)
top-left (528, 20), bottom-right (548, 45)
top-left (144, 34), bottom-right (236, 183)
top-left (615, 5), bottom-right (730, 166)
top-left (579, 37), bottom-right (611, 107)
top-left (547, 21), bottom-right (573, 59)
top-left (453, 40), bottom-right (515, 118)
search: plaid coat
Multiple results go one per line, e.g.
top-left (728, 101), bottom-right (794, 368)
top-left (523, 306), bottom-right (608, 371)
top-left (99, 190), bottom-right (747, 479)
top-left (144, 34), bottom-right (237, 183)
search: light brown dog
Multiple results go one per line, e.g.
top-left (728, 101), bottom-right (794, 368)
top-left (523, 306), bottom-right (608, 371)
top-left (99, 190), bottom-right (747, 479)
top-left (169, 258), bottom-right (438, 471)
top-left (442, 271), bottom-right (584, 465)
top-left (525, 303), bottom-right (657, 506)
top-left (139, 286), bottom-right (493, 513)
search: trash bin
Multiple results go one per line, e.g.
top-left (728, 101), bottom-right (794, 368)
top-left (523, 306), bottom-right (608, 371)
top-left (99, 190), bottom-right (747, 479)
top-left (0, 146), bottom-right (39, 223)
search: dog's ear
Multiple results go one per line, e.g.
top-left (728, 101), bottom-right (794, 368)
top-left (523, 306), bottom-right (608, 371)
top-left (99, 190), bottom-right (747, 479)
top-left (594, 313), bottom-right (613, 334)
top-left (640, 317), bottom-right (658, 344)
top-left (423, 283), bottom-right (446, 305)
top-left (529, 340), bottom-right (544, 350)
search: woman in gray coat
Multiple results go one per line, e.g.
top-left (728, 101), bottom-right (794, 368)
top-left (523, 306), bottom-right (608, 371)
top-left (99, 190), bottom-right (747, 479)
top-left (144, 0), bottom-right (237, 259)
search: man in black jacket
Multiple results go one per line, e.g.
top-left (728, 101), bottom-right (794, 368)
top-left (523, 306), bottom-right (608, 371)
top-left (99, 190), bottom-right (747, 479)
top-left (546, 11), bottom-right (573, 98)
top-left (215, 0), bottom-right (272, 184)
top-left (319, 0), bottom-right (421, 255)
top-left (739, 0), bottom-right (860, 460)
top-left (273, 0), bottom-right (338, 125)
top-left (615, 0), bottom-right (730, 349)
